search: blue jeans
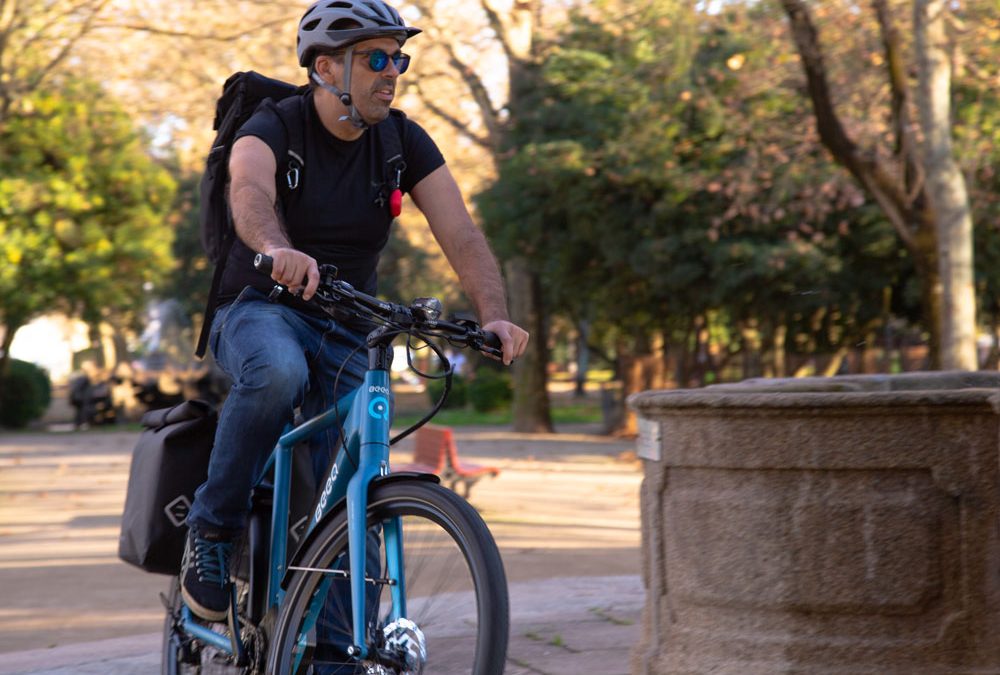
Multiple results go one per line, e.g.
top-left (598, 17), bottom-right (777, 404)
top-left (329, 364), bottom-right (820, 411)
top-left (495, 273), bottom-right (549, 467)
top-left (187, 287), bottom-right (368, 532)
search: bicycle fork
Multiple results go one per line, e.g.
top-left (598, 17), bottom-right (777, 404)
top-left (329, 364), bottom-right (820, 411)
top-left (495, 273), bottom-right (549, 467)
top-left (344, 366), bottom-right (405, 660)
top-left (291, 363), bottom-right (405, 662)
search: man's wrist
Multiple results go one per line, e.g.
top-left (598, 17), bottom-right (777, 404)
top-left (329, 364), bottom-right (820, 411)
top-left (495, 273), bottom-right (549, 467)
top-left (480, 312), bottom-right (511, 326)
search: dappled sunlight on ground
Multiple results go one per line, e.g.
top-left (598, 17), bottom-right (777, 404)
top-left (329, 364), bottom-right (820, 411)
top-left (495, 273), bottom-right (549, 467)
top-left (0, 425), bottom-right (641, 652)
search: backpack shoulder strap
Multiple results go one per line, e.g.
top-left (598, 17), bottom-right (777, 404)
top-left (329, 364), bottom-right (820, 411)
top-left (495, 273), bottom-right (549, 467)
top-left (273, 93), bottom-right (308, 196)
top-left (384, 108), bottom-right (407, 190)
top-left (195, 86), bottom-right (307, 359)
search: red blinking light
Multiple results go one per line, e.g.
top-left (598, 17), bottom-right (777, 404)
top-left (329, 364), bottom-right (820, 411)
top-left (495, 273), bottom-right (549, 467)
top-left (390, 189), bottom-right (403, 217)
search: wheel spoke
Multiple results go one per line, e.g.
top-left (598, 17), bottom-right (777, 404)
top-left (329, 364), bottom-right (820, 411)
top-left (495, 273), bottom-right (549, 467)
top-left (268, 482), bottom-right (508, 675)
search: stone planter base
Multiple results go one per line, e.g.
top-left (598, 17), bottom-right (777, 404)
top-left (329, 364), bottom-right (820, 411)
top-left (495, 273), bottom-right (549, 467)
top-left (629, 372), bottom-right (1000, 674)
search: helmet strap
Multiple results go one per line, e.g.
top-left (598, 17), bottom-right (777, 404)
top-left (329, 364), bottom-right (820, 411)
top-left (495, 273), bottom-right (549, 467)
top-left (310, 47), bottom-right (368, 130)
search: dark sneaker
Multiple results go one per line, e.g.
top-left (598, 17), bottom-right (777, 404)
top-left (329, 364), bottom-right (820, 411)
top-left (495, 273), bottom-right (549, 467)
top-left (180, 527), bottom-right (235, 622)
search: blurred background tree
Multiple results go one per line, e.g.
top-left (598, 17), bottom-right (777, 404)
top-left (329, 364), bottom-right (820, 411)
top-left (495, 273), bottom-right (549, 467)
top-left (0, 80), bottom-right (175, 378)
top-left (2, 0), bottom-right (998, 432)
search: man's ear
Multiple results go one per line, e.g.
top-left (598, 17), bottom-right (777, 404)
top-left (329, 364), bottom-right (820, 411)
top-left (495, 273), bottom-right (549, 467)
top-left (314, 54), bottom-right (338, 84)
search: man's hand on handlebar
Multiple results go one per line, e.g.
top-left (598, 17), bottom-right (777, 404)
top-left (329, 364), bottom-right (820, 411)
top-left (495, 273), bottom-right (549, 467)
top-left (263, 247), bottom-right (320, 300)
top-left (482, 320), bottom-right (530, 366)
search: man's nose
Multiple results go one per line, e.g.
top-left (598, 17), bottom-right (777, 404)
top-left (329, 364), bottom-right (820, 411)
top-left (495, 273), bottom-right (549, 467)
top-left (382, 60), bottom-right (401, 78)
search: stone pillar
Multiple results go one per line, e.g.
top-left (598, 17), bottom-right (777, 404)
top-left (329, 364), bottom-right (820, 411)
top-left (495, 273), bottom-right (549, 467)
top-left (629, 372), bottom-right (1000, 675)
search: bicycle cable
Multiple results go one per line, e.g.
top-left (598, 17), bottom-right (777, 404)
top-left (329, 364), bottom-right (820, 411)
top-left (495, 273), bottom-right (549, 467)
top-left (389, 331), bottom-right (453, 446)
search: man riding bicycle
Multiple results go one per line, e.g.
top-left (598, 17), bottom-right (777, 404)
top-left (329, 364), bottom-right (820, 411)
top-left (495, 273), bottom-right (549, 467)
top-left (182, 0), bottom-right (528, 630)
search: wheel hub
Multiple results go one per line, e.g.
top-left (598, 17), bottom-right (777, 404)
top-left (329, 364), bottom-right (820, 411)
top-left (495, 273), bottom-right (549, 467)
top-left (380, 618), bottom-right (426, 674)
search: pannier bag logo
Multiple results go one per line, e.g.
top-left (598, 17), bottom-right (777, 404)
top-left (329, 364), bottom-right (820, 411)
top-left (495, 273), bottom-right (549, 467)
top-left (164, 495), bottom-right (193, 528)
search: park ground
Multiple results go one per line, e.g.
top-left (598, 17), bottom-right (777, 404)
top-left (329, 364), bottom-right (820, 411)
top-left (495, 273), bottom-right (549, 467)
top-left (0, 387), bottom-right (644, 674)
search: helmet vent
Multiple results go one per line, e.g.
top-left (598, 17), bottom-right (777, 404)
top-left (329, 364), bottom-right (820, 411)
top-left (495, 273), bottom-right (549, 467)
top-left (297, 0), bottom-right (420, 67)
top-left (328, 18), bottom-right (362, 30)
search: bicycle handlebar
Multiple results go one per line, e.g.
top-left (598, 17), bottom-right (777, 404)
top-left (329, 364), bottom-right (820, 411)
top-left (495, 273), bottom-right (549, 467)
top-left (253, 253), bottom-right (503, 358)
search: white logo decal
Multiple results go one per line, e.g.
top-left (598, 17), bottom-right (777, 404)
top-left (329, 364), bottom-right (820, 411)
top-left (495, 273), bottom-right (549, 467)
top-left (314, 464), bottom-right (340, 523)
top-left (164, 495), bottom-right (192, 528)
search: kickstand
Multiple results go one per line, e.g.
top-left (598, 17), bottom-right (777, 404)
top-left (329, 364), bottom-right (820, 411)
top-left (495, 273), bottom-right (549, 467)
top-left (227, 584), bottom-right (249, 667)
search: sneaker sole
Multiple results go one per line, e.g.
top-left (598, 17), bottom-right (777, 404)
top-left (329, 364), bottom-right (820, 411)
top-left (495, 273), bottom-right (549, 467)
top-left (181, 585), bottom-right (229, 622)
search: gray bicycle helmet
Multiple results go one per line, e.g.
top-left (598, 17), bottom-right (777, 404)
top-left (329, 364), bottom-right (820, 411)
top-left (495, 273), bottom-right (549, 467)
top-left (297, 0), bottom-right (421, 67)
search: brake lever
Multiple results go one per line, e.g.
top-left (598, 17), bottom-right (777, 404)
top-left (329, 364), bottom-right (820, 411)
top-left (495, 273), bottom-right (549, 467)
top-left (482, 346), bottom-right (504, 359)
top-left (267, 284), bottom-right (287, 302)
top-left (469, 329), bottom-right (504, 360)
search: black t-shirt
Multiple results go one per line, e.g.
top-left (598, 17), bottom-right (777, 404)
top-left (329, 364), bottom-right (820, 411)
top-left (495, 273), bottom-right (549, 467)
top-left (218, 89), bottom-right (445, 309)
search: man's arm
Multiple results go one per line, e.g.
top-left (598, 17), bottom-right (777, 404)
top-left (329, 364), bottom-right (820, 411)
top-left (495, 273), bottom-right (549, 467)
top-left (410, 164), bottom-right (529, 364)
top-left (229, 136), bottom-right (319, 299)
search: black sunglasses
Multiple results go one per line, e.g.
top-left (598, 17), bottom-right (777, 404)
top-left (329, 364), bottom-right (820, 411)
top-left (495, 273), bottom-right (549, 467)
top-left (354, 48), bottom-right (410, 74)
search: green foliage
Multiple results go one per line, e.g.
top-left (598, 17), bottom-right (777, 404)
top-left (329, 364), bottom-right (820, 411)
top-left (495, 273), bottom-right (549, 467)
top-left (158, 173), bottom-right (211, 325)
top-left (377, 223), bottom-right (435, 303)
top-left (477, 1), bottom-right (941, 377)
top-left (0, 80), bottom-right (176, 352)
top-left (467, 369), bottom-right (513, 413)
top-left (426, 375), bottom-right (467, 409)
top-left (0, 359), bottom-right (51, 428)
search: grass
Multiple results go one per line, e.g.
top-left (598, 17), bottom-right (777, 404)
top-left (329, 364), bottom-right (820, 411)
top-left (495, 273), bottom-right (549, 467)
top-left (392, 396), bottom-right (603, 429)
top-left (589, 607), bottom-right (635, 626)
top-left (14, 378), bottom-right (609, 435)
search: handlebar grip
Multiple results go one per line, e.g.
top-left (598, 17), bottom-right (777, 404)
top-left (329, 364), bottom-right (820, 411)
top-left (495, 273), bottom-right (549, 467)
top-left (254, 253), bottom-right (273, 275)
top-left (483, 331), bottom-right (502, 351)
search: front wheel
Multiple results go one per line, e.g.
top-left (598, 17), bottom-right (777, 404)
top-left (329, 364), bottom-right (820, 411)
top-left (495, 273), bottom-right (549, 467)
top-left (267, 480), bottom-right (509, 674)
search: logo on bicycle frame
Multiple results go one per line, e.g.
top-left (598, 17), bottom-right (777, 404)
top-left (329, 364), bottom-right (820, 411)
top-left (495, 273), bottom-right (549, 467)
top-left (368, 396), bottom-right (390, 421)
top-left (314, 463), bottom-right (340, 523)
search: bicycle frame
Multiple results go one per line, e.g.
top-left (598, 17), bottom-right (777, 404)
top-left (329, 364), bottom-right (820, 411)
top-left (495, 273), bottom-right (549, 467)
top-left (178, 338), bottom-right (406, 662)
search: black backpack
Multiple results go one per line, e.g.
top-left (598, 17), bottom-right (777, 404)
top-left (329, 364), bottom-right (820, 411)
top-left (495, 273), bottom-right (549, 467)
top-left (195, 70), bottom-right (407, 358)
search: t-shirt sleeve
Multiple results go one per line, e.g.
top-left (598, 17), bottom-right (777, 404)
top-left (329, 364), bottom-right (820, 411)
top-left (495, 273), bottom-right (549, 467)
top-left (233, 101), bottom-right (288, 166)
top-left (400, 118), bottom-right (446, 194)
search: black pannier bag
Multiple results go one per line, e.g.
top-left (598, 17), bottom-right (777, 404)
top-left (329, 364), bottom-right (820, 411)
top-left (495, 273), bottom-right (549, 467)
top-left (118, 399), bottom-right (216, 575)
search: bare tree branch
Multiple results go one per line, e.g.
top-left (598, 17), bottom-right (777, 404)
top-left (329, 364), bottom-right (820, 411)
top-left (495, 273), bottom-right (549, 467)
top-left (438, 40), bottom-right (502, 145)
top-left (407, 0), bottom-right (503, 147)
top-left (0, 0), bottom-right (115, 115)
top-left (413, 80), bottom-right (493, 150)
top-left (25, 0), bottom-right (111, 94)
top-left (872, 0), bottom-right (924, 203)
top-left (780, 0), bottom-right (919, 253)
top-left (480, 0), bottom-right (515, 65)
top-left (92, 16), bottom-right (293, 43)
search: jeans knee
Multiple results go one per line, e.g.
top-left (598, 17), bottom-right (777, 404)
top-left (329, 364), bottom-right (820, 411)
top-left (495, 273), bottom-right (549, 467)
top-left (238, 351), bottom-right (308, 403)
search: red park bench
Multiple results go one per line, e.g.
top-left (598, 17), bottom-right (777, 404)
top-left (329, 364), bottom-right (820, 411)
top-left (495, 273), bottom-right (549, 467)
top-left (394, 424), bottom-right (500, 497)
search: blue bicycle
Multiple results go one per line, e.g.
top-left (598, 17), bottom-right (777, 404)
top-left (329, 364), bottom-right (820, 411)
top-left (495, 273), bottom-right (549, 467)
top-left (162, 254), bottom-right (509, 674)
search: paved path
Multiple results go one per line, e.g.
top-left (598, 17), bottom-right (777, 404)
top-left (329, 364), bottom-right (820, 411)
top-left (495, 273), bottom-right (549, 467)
top-left (0, 575), bottom-right (643, 674)
top-left (0, 425), bottom-right (644, 673)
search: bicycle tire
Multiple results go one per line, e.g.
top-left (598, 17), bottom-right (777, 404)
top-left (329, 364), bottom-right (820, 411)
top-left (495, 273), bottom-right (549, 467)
top-left (267, 480), bottom-right (509, 674)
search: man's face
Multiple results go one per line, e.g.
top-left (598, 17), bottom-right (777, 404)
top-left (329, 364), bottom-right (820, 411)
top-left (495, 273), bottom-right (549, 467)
top-left (344, 37), bottom-right (406, 125)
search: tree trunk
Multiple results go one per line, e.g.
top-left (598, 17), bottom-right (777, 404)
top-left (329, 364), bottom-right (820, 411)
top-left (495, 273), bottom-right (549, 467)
top-left (574, 319), bottom-right (590, 397)
top-left (772, 320), bottom-right (787, 378)
top-left (616, 330), bottom-right (666, 436)
top-left (0, 321), bottom-right (20, 382)
top-left (985, 308), bottom-right (1000, 370)
top-left (915, 0), bottom-right (977, 370)
top-left (741, 320), bottom-right (763, 379)
top-left (506, 257), bottom-right (553, 432)
top-left (498, 0), bottom-right (554, 431)
top-left (780, 0), bottom-right (949, 367)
